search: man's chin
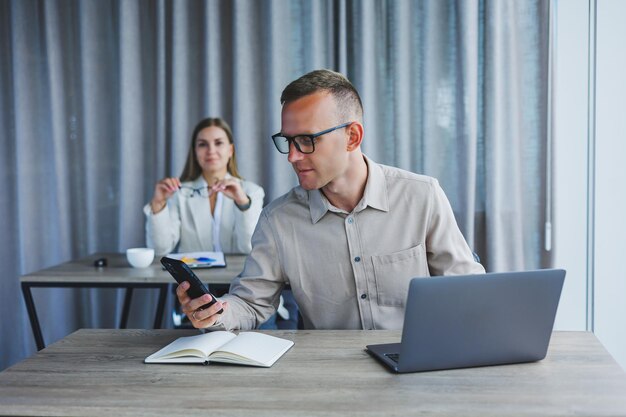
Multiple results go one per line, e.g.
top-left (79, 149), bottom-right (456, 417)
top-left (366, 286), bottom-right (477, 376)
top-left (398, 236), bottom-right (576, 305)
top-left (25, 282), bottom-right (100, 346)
top-left (298, 182), bottom-right (318, 191)
top-left (297, 178), bottom-right (323, 191)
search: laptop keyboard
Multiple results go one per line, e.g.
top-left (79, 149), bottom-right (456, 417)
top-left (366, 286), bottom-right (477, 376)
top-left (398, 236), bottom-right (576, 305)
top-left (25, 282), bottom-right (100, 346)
top-left (384, 353), bottom-right (400, 363)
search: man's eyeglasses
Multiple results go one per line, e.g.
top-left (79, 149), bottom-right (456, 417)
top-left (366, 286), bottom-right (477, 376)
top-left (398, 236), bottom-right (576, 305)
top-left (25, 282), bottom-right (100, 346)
top-left (271, 122), bottom-right (353, 154)
top-left (178, 186), bottom-right (211, 198)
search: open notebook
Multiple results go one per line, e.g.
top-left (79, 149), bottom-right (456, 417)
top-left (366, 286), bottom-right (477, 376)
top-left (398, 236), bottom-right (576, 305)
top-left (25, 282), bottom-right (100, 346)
top-left (145, 331), bottom-right (294, 367)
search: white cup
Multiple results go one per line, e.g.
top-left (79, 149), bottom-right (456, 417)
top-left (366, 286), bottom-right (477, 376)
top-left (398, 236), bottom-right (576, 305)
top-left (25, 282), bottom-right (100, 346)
top-left (126, 248), bottom-right (155, 268)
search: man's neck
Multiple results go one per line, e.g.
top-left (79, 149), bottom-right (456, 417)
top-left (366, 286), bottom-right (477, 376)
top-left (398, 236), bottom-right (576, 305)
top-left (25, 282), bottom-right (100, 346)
top-left (321, 153), bottom-right (368, 212)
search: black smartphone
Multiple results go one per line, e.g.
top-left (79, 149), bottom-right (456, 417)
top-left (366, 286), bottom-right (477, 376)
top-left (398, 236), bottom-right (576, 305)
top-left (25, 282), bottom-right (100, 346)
top-left (160, 256), bottom-right (223, 314)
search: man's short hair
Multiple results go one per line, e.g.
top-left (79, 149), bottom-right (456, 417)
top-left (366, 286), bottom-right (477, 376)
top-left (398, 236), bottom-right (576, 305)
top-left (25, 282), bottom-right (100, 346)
top-left (280, 69), bottom-right (364, 123)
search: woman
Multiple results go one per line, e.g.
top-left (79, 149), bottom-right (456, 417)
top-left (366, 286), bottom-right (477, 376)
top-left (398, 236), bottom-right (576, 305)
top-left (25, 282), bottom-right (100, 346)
top-left (144, 117), bottom-right (264, 255)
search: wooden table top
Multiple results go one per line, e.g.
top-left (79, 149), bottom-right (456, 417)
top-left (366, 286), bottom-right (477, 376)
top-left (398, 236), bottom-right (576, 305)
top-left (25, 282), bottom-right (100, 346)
top-left (19, 252), bottom-right (247, 285)
top-left (0, 330), bottom-right (625, 416)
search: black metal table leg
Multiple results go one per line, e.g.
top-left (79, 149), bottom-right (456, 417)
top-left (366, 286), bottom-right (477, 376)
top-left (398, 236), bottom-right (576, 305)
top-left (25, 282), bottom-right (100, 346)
top-left (21, 282), bottom-right (45, 351)
top-left (153, 284), bottom-right (168, 329)
top-left (22, 282), bottom-right (170, 349)
top-left (120, 287), bottom-right (134, 329)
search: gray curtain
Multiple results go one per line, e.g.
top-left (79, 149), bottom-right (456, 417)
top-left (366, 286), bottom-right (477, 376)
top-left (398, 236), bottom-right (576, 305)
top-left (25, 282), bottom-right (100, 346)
top-left (0, 0), bottom-right (549, 370)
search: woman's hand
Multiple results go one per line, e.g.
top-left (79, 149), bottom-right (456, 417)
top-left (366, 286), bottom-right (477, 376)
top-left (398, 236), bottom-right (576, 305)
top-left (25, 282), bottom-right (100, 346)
top-left (211, 178), bottom-right (250, 207)
top-left (150, 177), bottom-right (181, 214)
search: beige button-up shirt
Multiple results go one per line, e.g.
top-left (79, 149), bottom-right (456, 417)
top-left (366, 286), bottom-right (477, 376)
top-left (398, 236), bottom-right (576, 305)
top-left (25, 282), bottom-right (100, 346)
top-left (215, 157), bottom-right (485, 331)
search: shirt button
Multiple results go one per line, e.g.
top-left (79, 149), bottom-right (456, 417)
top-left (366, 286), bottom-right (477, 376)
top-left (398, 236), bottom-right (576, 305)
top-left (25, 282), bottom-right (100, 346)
top-left (354, 256), bottom-right (361, 262)
top-left (347, 217), bottom-right (354, 224)
top-left (360, 293), bottom-right (367, 299)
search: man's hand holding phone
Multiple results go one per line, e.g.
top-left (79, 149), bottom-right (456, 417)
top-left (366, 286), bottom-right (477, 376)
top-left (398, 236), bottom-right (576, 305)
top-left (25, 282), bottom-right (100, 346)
top-left (160, 256), bottom-right (227, 329)
top-left (176, 281), bottom-right (227, 328)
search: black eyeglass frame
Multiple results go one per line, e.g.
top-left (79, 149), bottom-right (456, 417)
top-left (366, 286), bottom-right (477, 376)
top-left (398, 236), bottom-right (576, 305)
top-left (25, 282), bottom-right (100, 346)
top-left (178, 185), bottom-right (211, 198)
top-left (271, 122), bottom-right (353, 154)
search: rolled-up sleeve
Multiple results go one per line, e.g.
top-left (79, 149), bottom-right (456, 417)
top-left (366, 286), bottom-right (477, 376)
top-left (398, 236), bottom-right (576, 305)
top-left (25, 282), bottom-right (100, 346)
top-left (211, 209), bottom-right (285, 330)
top-left (425, 180), bottom-right (485, 276)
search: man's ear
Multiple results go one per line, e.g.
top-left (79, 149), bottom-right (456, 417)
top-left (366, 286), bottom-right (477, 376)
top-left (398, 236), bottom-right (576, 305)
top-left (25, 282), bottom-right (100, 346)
top-left (346, 122), bottom-right (364, 151)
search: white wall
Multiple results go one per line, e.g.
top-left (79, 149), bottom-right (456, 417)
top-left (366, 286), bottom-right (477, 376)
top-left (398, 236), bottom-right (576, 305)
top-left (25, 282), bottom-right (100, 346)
top-left (553, 0), bottom-right (626, 370)
top-left (594, 0), bottom-right (626, 370)
top-left (552, 0), bottom-right (589, 332)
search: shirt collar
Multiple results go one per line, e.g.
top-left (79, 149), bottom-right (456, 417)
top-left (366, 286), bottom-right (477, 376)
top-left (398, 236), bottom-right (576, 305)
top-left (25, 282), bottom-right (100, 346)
top-left (308, 155), bottom-right (389, 224)
top-left (308, 188), bottom-right (328, 224)
top-left (360, 156), bottom-right (389, 212)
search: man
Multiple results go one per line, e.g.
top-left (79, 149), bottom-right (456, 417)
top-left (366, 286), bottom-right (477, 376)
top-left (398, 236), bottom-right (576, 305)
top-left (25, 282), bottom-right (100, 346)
top-left (177, 69), bottom-right (485, 331)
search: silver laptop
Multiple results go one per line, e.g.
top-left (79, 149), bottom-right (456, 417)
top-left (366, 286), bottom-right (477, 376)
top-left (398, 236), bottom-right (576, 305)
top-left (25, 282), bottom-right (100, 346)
top-left (366, 269), bottom-right (565, 373)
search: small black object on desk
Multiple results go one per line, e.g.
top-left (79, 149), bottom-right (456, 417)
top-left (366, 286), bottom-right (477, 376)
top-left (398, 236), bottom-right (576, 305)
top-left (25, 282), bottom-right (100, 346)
top-left (93, 257), bottom-right (107, 267)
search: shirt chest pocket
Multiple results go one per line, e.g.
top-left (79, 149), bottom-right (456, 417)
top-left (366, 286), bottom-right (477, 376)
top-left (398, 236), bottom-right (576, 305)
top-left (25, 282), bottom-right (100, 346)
top-left (372, 244), bottom-right (429, 307)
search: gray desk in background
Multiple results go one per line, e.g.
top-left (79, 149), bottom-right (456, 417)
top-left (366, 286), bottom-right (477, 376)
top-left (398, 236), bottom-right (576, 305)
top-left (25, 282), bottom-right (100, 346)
top-left (0, 330), bottom-right (625, 416)
top-left (20, 253), bottom-right (246, 350)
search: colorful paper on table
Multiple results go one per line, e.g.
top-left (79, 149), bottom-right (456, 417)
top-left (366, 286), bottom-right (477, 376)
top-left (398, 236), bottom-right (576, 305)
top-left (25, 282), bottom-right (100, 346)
top-left (166, 251), bottom-right (226, 268)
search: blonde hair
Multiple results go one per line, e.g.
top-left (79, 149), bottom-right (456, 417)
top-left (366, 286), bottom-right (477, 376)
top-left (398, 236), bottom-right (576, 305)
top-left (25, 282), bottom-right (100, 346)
top-left (180, 117), bottom-right (242, 182)
top-left (280, 69), bottom-right (363, 123)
